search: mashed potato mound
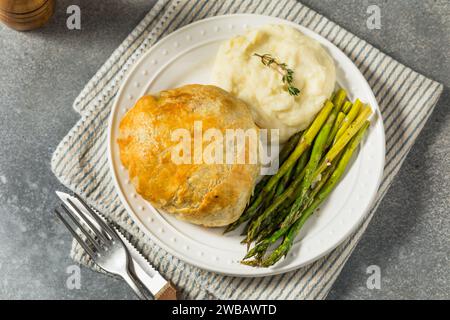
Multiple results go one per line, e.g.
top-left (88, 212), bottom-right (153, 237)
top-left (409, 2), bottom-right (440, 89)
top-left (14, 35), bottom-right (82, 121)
top-left (212, 24), bottom-right (336, 142)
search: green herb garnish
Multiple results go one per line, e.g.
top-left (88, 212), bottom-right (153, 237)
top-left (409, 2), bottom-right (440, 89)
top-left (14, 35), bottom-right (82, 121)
top-left (253, 53), bottom-right (300, 96)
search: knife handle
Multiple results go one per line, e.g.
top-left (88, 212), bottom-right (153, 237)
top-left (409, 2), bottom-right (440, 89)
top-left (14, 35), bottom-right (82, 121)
top-left (155, 282), bottom-right (177, 300)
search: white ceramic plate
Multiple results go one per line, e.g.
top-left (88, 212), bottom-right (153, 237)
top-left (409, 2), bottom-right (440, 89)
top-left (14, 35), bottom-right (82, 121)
top-left (108, 14), bottom-right (385, 277)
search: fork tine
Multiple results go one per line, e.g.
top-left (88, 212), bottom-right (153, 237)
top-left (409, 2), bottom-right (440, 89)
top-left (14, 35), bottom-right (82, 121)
top-left (60, 204), bottom-right (103, 252)
top-left (65, 197), bottom-right (110, 244)
top-left (74, 194), bottom-right (118, 239)
top-left (54, 208), bottom-right (96, 258)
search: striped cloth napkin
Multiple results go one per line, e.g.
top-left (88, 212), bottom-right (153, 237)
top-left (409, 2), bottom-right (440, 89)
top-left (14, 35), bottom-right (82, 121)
top-left (51, 0), bottom-right (443, 299)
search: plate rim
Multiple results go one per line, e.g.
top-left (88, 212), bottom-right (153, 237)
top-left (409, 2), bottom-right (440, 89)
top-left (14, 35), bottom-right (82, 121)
top-left (108, 13), bottom-right (386, 277)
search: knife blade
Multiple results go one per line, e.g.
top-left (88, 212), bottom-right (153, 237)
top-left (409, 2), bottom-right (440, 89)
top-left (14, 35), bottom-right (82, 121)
top-left (55, 191), bottom-right (169, 298)
top-left (113, 226), bottom-right (168, 296)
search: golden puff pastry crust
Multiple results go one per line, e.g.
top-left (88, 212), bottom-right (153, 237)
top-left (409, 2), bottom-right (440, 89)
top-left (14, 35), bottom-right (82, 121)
top-left (117, 84), bottom-right (259, 227)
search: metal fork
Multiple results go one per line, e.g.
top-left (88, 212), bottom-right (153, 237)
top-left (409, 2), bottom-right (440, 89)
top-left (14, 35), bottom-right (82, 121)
top-left (54, 193), bottom-right (150, 300)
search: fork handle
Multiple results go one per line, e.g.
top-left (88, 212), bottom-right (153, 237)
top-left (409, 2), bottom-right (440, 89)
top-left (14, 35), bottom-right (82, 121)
top-left (121, 271), bottom-right (150, 300)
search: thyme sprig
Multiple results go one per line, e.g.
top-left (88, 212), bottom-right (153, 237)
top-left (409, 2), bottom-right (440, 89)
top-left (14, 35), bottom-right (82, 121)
top-left (253, 53), bottom-right (300, 96)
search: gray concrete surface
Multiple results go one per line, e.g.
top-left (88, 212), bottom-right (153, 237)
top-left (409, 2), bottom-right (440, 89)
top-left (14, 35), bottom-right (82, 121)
top-left (0, 0), bottom-right (448, 300)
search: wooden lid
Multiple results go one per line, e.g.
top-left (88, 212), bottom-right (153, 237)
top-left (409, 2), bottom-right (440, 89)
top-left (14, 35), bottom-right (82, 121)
top-left (0, 0), bottom-right (54, 31)
top-left (0, 0), bottom-right (48, 14)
